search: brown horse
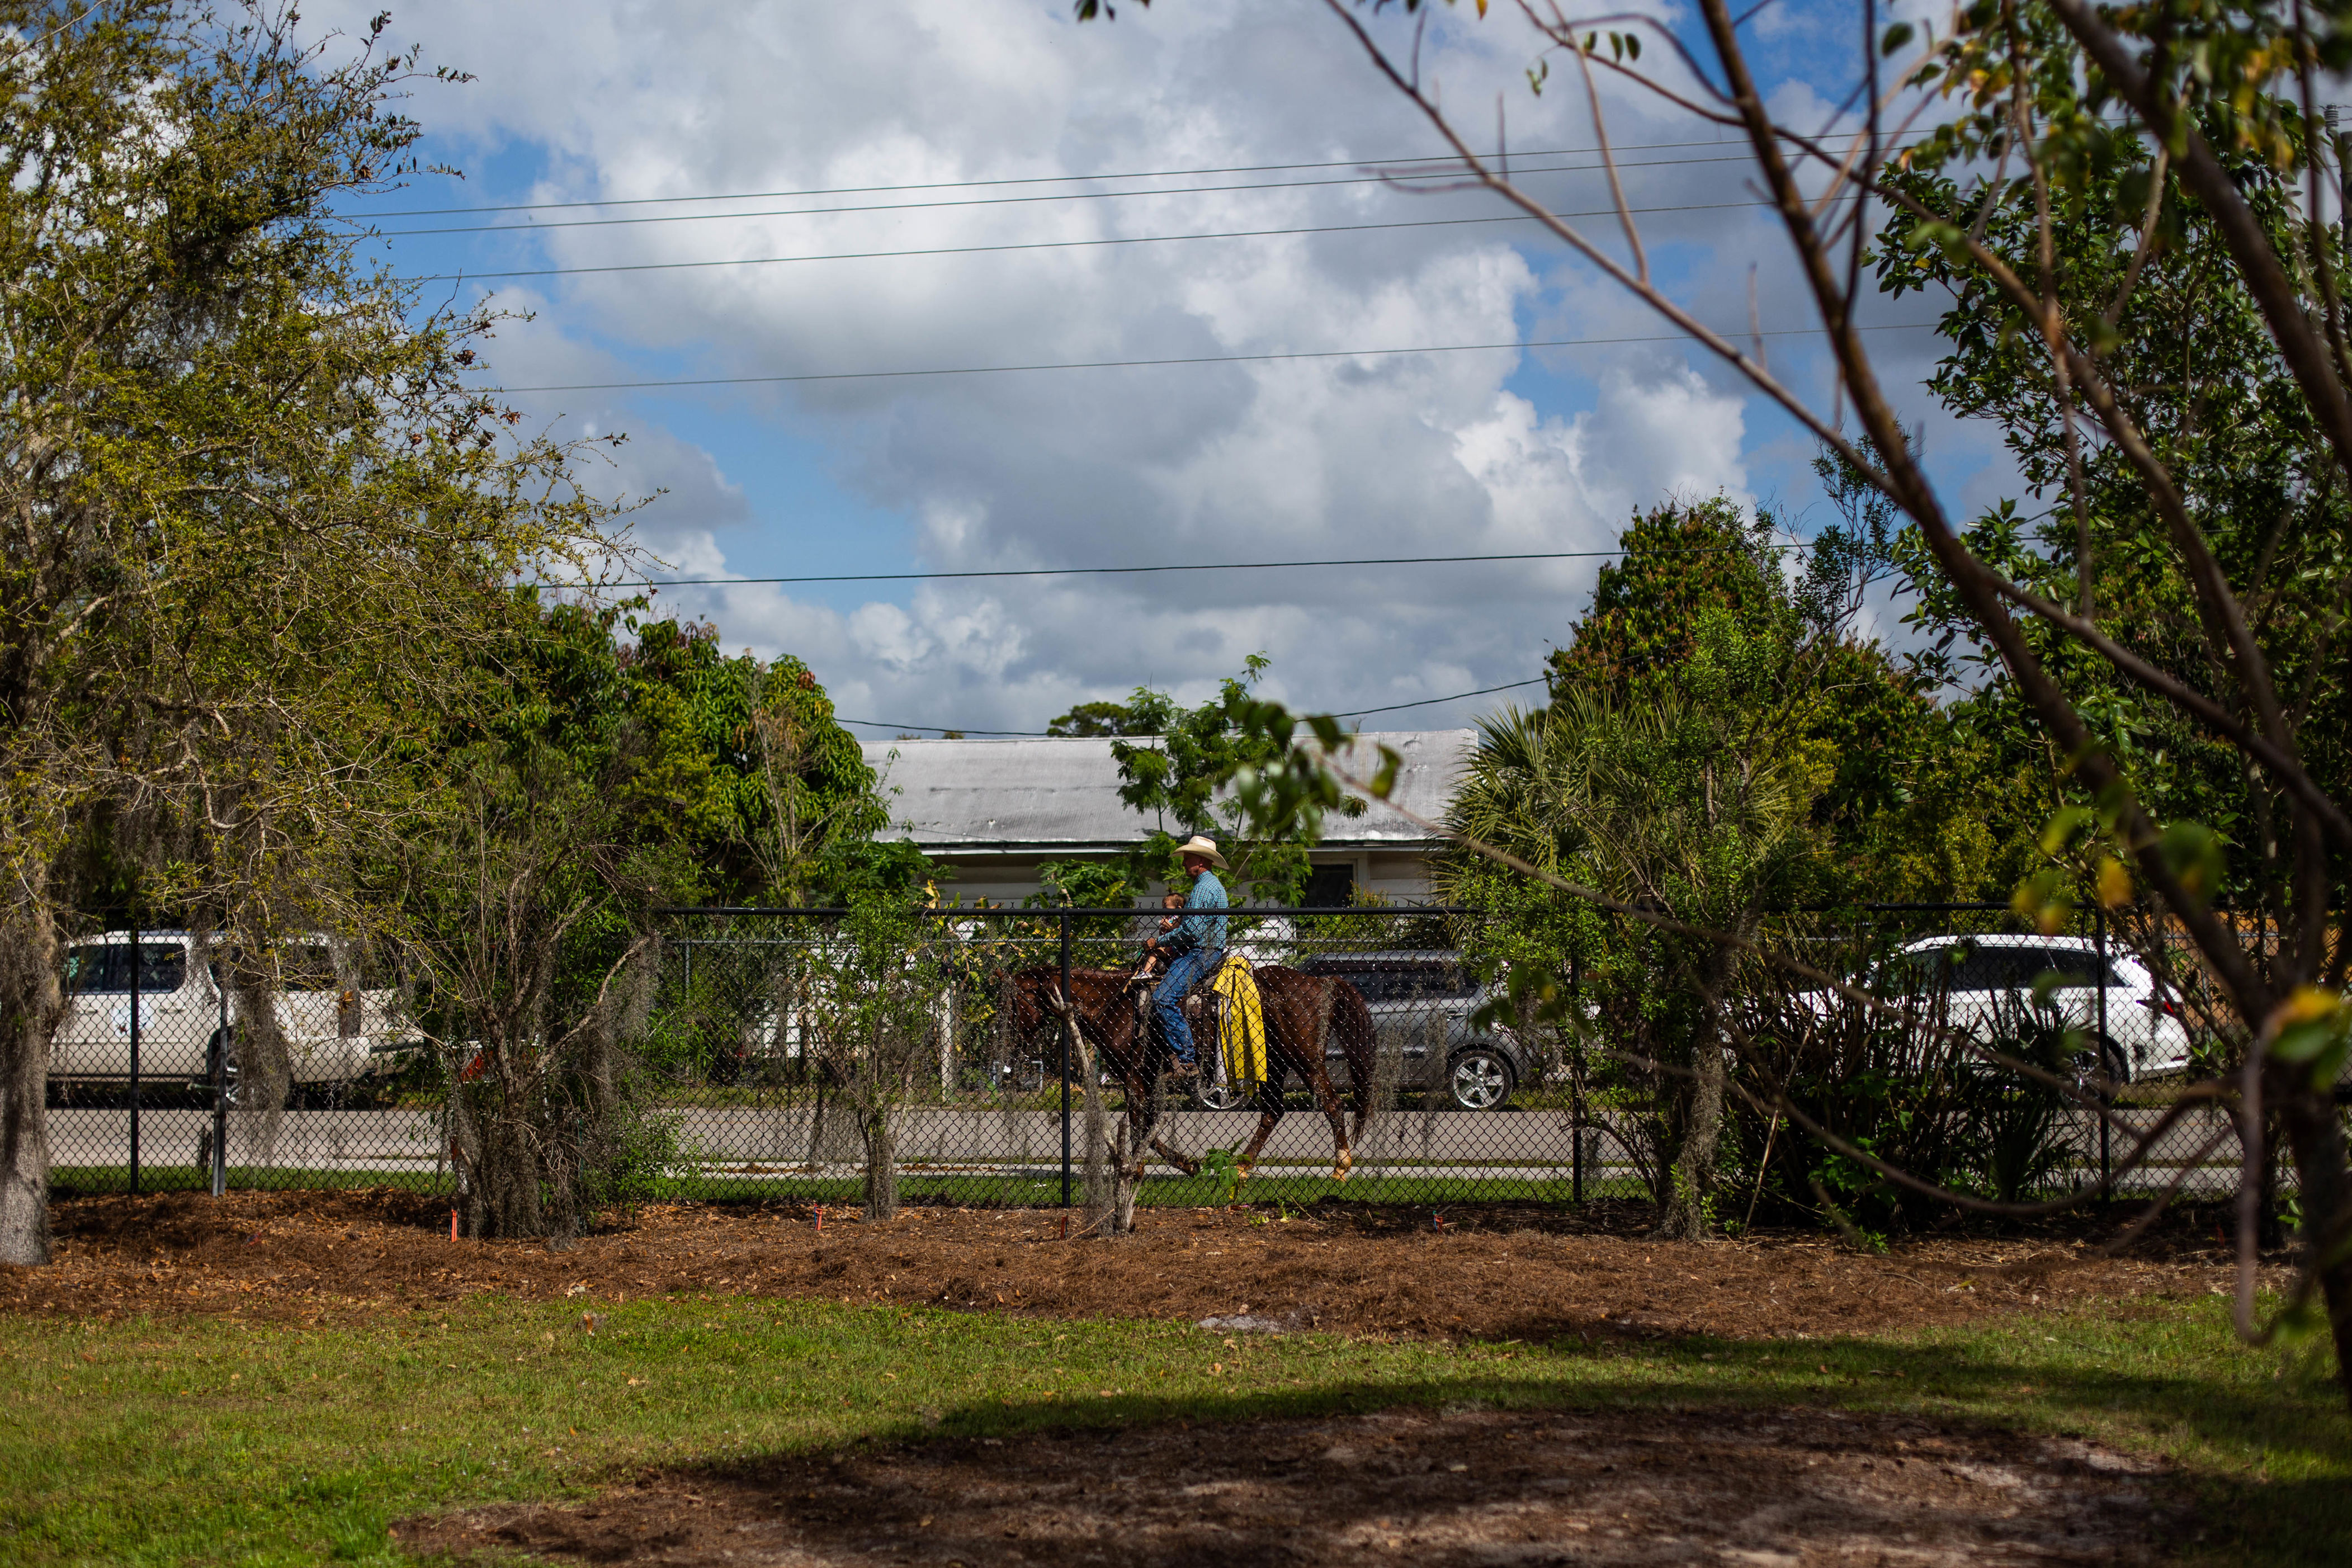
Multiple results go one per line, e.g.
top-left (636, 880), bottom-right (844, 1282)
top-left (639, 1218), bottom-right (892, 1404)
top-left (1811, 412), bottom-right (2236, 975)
top-left (1003, 961), bottom-right (1376, 1180)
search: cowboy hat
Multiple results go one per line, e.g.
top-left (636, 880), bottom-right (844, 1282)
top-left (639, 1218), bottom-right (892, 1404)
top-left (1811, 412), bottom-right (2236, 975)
top-left (1173, 834), bottom-right (1228, 870)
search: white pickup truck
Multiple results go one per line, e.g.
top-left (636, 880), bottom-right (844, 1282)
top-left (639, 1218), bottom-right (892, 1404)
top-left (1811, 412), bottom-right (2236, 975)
top-left (51, 930), bottom-right (419, 1088)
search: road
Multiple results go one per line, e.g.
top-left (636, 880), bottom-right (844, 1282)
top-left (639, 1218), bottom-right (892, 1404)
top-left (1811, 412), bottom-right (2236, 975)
top-left (45, 1100), bottom-right (2258, 1198)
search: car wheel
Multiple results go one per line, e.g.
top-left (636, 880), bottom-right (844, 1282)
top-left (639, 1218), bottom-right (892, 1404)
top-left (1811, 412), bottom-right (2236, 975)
top-left (2069, 1036), bottom-right (2129, 1092)
top-left (1447, 1046), bottom-right (1515, 1111)
top-left (1192, 1079), bottom-right (1254, 1112)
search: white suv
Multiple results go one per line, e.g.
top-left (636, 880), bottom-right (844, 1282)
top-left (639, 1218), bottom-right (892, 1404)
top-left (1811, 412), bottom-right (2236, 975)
top-left (1889, 934), bottom-right (2194, 1081)
top-left (53, 931), bottom-right (417, 1088)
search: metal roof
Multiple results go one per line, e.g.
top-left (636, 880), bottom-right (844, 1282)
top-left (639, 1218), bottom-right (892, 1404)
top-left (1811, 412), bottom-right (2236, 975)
top-left (863, 730), bottom-right (1472, 852)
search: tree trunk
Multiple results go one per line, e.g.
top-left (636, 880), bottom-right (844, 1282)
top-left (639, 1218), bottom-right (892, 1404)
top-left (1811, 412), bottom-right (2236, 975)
top-left (2273, 1078), bottom-right (2352, 1415)
top-left (452, 1057), bottom-right (552, 1239)
top-left (0, 885), bottom-right (61, 1265)
top-left (1111, 1118), bottom-right (1141, 1234)
top-left (1659, 1035), bottom-right (1726, 1239)
top-left (860, 1103), bottom-right (898, 1221)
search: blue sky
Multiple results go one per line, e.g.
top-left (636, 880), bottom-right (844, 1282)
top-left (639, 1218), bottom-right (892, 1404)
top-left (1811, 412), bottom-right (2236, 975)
top-left (323, 0), bottom-right (2021, 738)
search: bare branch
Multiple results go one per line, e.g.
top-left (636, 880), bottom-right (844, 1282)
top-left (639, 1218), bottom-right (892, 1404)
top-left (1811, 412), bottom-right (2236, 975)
top-left (1570, 40), bottom-right (1646, 284)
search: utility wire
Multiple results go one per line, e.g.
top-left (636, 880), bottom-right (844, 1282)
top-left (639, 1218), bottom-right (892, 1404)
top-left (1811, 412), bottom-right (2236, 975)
top-left (350, 133), bottom-right (1782, 219)
top-left (837, 718), bottom-right (1051, 736)
top-left (833, 674), bottom-right (1551, 738)
top-left (568, 541), bottom-right (1825, 592)
top-left (416, 194), bottom-right (1859, 284)
top-left (493, 320), bottom-right (1931, 395)
top-left (370, 151), bottom-right (1777, 238)
top-left (1331, 678), bottom-right (1548, 717)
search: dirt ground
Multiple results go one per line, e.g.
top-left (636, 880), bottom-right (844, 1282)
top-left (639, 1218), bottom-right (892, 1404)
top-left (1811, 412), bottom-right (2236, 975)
top-left (9, 1193), bottom-right (2240, 1565)
top-left (0, 1188), bottom-right (2250, 1341)
top-left (394, 1404), bottom-right (2181, 1566)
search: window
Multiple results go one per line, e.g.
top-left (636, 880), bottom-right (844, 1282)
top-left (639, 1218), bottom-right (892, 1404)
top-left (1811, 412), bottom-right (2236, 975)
top-left (1304, 960), bottom-right (1472, 1003)
top-left (63, 945), bottom-right (119, 994)
top-left (278, 946), bottom-right (340, 993)
top-left (1910, 943), bottom-right (2119, 993)
top-left (63, 943), bottom-right (186, 995)
top-left (1301, 866), bottom-right (1356, 908)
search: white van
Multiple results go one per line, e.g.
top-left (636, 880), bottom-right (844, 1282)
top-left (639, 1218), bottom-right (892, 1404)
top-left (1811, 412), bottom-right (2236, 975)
top-left (53, 931), bottom-right (418, 1088)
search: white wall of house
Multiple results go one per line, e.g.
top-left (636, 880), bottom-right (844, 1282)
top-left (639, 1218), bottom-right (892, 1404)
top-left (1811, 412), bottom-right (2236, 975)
top-left (861, 730), bottom-right (1471, 906)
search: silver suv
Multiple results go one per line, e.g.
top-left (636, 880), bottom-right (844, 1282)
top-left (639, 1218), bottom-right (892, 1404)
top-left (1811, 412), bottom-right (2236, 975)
top-left (1296, 951), bottom-right (1527, 1110)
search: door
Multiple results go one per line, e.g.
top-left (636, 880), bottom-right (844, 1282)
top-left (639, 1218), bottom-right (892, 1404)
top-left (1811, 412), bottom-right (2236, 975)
top-left (59, 940), bottom-right (199, 1077)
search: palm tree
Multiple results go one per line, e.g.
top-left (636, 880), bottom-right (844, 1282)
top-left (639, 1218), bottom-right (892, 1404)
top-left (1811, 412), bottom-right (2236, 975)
top-left (1443, 651), bottom-right (1824, 1238)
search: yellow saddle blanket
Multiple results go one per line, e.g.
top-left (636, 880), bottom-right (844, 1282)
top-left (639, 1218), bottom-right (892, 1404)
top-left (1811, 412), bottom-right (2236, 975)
top-left (1209, 954), bottom-right (1267, 1086)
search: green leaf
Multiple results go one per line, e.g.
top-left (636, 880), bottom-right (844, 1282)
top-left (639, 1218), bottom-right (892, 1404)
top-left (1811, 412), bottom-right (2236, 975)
top-left (2157, 821), bottom-right (2226, 905)
top-left (1881, 21), bottom-right (1915, 55)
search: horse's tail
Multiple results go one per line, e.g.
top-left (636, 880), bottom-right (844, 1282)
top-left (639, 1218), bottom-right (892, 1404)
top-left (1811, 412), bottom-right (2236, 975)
top-left (1325, 976), bottom-right (1377, 1123)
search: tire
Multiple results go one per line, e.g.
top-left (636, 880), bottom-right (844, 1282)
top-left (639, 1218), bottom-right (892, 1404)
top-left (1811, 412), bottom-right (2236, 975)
top-left (1192, 1079), bottom-right (1254, 1112)
top-left (2069, 1036), bottom-right (2129, 1092)
top-left (1446, 1046), bottom-right (1515, 1111)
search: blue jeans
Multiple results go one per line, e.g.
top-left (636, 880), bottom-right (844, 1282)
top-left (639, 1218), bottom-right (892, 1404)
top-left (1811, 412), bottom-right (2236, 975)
top-left (1153, 947), bottom-right (1221, 1065)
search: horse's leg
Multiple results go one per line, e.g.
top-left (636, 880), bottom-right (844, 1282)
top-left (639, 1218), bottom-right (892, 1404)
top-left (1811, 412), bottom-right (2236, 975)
top-left (1232, 1079), bottom-right (1282, 1180)
top-left (1333, 980), bottom-right (1379, 1149)
top-left (1143, 1056), bottom-right (1198, 1175)
top-left (1300, 1053), bottom-right (1352, 1181)
top-left (1268, 981), bottom-right (1351, 1181)
top-left (1122, 1069), bottom-right (1159, 1180)
top-left (1142, 1066), bottom-right (1197, 1175)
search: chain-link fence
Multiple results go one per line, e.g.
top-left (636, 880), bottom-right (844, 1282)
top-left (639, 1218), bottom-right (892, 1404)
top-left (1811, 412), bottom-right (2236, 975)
top-left (38, 901), bottom-right (2332, 1219)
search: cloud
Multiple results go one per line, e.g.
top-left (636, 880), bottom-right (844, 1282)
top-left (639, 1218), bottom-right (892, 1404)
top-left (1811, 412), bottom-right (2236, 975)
top-left (324, 0), bottom-right (1946, 731)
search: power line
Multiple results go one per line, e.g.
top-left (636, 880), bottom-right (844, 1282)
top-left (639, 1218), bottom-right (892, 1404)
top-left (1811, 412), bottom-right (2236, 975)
top-left (1331, 678), bottom-right (1547, 717)
top-left (574, 542), bottom-right (1820, 592)
top-left (370, 151), bottom-right (1770, 239)
top-left (833, 674), bottom-right (1551, 738)
top-left (839, 717), bottom-right (1051, 737)
top-left (350, 134), bottom-right (1774, 219)
top-left (415, 194), bottom-right (1859, 284)
top-left (493, 320), bottom-right (1933, 395)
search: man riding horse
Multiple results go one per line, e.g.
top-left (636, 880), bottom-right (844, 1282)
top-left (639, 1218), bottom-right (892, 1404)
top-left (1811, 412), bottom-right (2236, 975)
top-left (1140, 834), bottom-right (1228, 1081)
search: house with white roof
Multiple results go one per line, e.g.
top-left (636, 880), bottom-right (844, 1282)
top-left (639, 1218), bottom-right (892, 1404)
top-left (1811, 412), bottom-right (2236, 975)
top-left (861, 730), bottom-right (1473, 906)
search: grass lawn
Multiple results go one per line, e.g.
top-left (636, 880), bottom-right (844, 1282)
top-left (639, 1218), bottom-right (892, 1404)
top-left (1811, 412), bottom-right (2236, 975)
top-left (1, 1290), bottom-right (2344, 1566)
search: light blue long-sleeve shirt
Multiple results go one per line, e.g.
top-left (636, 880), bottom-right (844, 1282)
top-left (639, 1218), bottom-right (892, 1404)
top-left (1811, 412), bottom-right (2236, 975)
top-left (1161, 870), bottom-right (1227, 956)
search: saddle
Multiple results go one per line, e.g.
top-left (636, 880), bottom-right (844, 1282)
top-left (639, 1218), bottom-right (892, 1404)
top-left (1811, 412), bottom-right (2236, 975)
top-left (1132, 953), bottom-right (1236, 1021)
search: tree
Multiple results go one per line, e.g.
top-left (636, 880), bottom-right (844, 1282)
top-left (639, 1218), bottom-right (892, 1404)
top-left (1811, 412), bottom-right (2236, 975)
top-left (1877, 99), bottom-right (2352, 921)
top-left (1047, 700), bottom-right (1160, 738)
top-left (386, 598), bottom-right (687, 1239)
top-left (0, 4), bottom-right (616, 1264)
top-left (1448, 604), bottom-right (1829, 1235)
top-left (615, 618), bottom-right (883, 906)
top-left (1555, 494), bottom-right (1996, 904)
top-left (1545, 498), bottom-right (1791, 695)
top-left (378, 598), bottom-right (894, 1238)
top-left (1107, 655), bottom-right (1360, 902)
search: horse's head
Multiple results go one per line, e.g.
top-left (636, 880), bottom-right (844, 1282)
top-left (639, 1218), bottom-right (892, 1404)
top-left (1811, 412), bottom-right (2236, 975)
top-left (1004, 966), bottom-right (1066, 1047)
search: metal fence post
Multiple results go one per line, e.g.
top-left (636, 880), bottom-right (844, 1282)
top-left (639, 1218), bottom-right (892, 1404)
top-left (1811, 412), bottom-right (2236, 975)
top-left (2096, 905), bottom-right (2111, 1203)
top-left (210, 958), bottom-right (229, 1199)
top-left (1059, 910), bottom-right (1073, 1210)
top-left (127, 912), bottom-right (140, 1196)
top-left (1569, 944), bottom-right (1584, 1205)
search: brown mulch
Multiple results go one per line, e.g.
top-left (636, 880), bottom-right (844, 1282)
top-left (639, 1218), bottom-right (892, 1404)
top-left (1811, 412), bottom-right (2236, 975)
top-left (394, 1404), bottom-right (2183, 1566)
top-left (0, 1188), bottom-right (2251, 1342)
